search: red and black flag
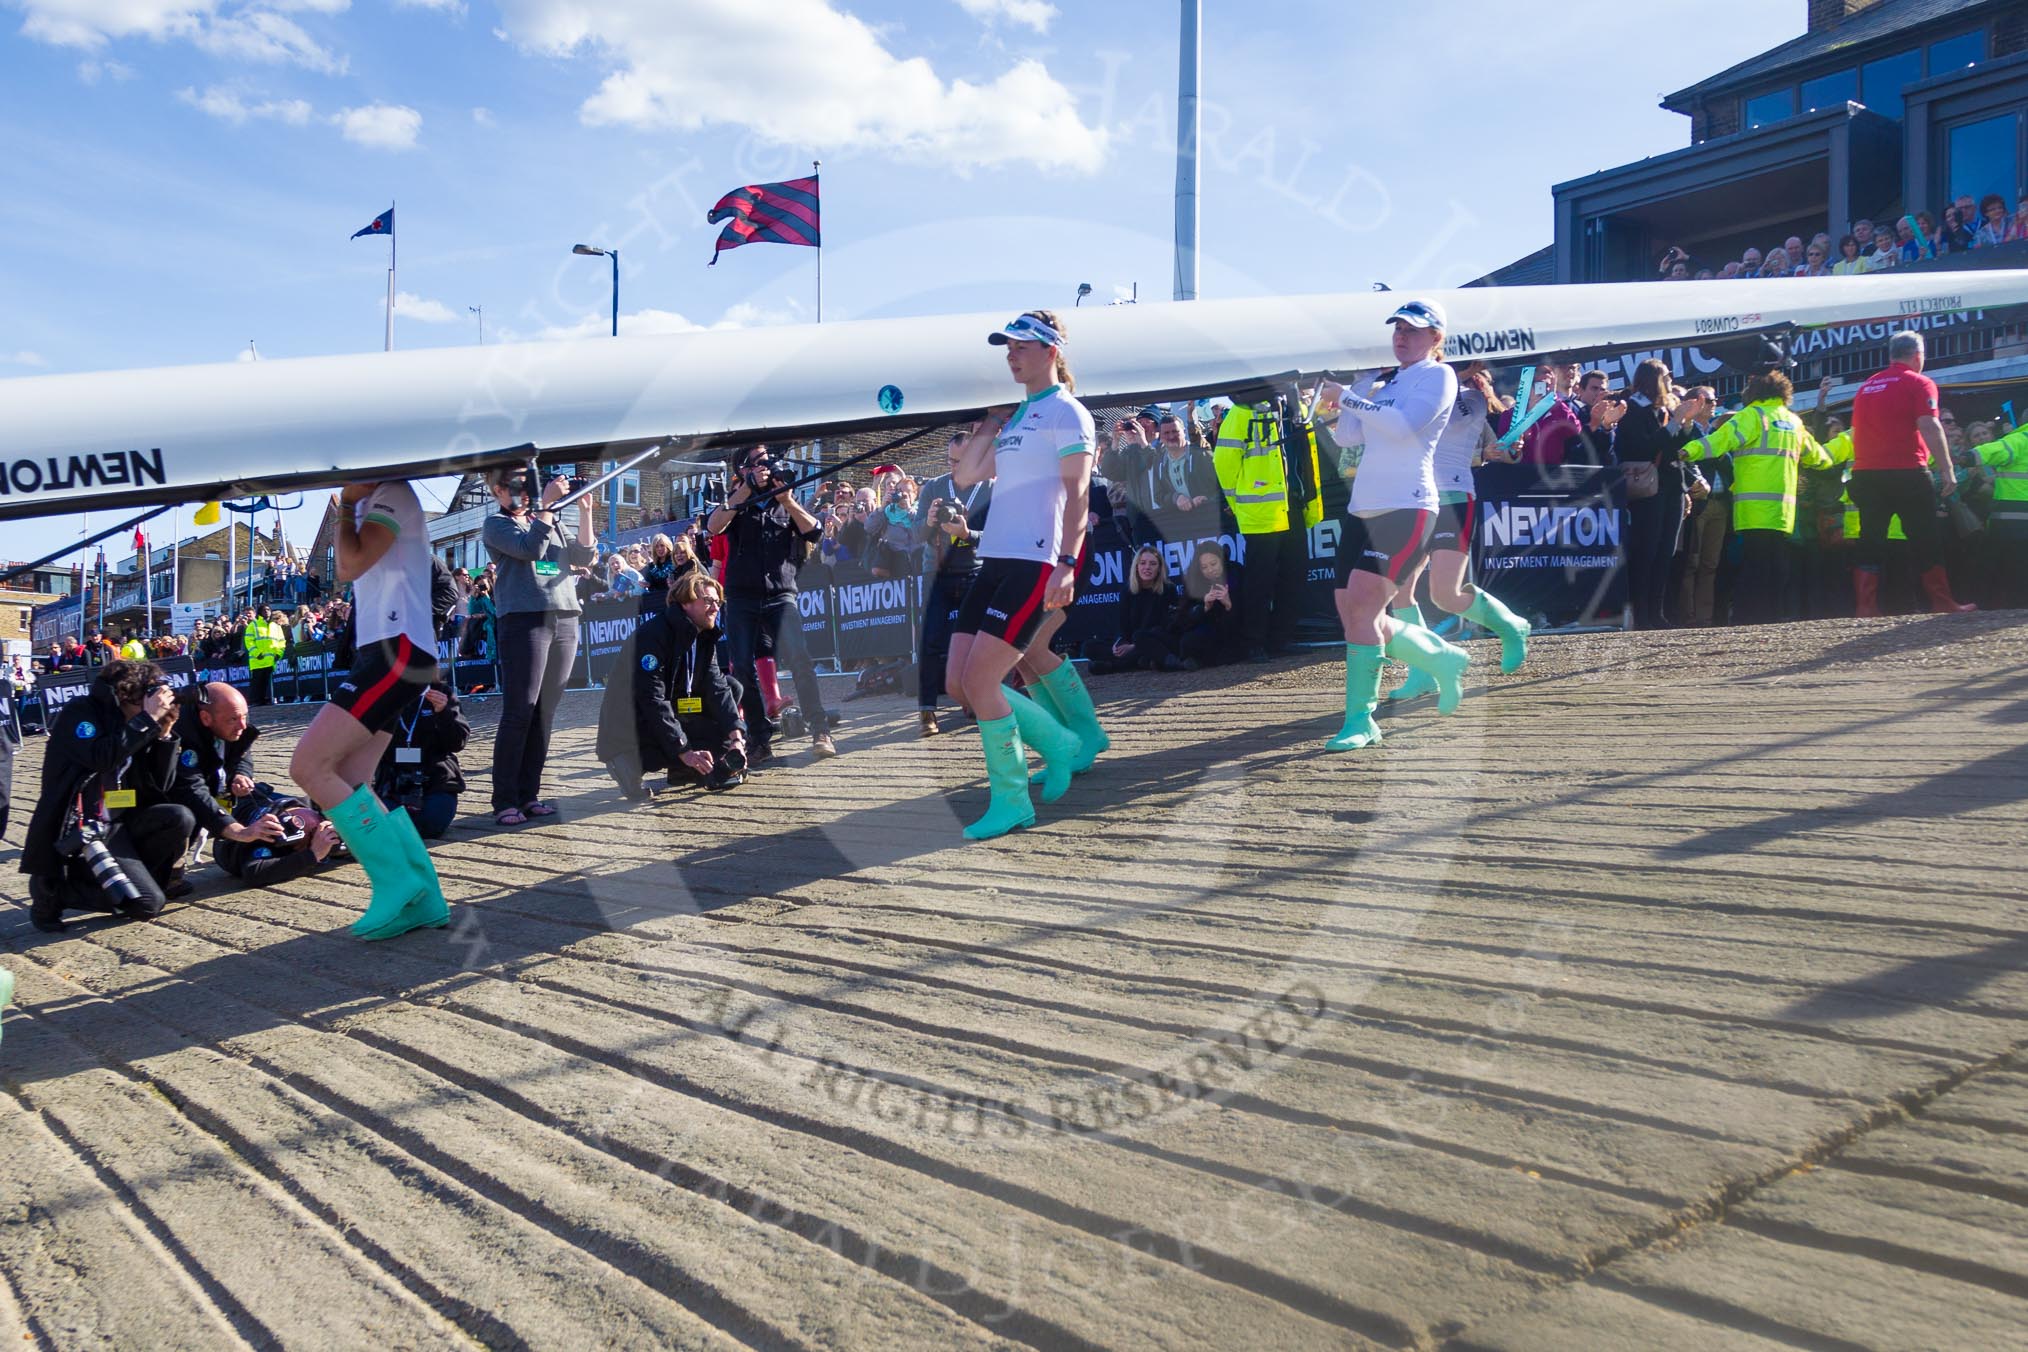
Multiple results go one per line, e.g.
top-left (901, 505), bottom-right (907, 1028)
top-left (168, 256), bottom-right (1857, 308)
top-left (707, 176), bottom-right (819, 265)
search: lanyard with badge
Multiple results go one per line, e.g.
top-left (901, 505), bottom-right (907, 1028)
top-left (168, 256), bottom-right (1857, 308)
top-left (393, 695), bottom-right (427, 765)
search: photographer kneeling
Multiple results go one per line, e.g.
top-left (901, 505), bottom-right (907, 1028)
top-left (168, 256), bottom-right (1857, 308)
top-left (175, 680), bottom-right (262, 809)
top-left (214, 786), bottom-right (342, 888)
top-left (372, 681), bottom-right (470, 838)
top-left (21, 660), bottom-right (283, 932)
top-left (597, 571), bottom-right (748, 797)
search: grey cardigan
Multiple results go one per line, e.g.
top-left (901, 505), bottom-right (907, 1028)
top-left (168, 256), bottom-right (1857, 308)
top-left (482, 512), bottom-right (598, 616)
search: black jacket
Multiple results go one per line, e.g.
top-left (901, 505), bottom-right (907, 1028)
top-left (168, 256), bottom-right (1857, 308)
top-left (1135, 449), bottom-right (1226, 543)
top-left (171, 698), bottom-right (258, 801)
top-left (1113, 585), bottom-right (1180, 641)
top-left (720, 498), bottom-right (819, 597)
top-left (373, 683), bottom-right (471, 798)
top-left (596, 608), bottom-right (744, 770)
top-left (21, 681), bottom-right (184, 877)
top-left (913, 472), bottom-right (992, 577)
top-left (1177, 553), bottom-right (1243, 632)
top-left (1615, 397), bottom-right (1695, 500)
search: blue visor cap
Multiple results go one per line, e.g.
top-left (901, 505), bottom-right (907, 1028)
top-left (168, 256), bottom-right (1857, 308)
top-left (1388, 299), bottom-right (1447, 330)
top-left (988, 314), bottom-right (1065, 348)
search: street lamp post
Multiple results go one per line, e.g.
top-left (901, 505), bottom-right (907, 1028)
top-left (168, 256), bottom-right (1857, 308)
top-left (1075, 282), bottom-right (1093, 307)
top-left (572, 243), bottom-right (619, 336)
top-left (468, 305), bottom-right (483, 344)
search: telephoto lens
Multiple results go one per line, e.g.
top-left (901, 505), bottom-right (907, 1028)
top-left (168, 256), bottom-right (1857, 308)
top-left (78, 830), bottom-right (145, 909)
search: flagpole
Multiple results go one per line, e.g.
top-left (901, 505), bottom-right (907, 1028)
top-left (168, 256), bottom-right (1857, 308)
top-left (813, 160), bottom-right (822, 324)
top-left (143, 528), bottom-right (152, 638)
top-left (77, 510), bottom-right (89, 642)
top-left (385, 200), bottom-right (396, 352)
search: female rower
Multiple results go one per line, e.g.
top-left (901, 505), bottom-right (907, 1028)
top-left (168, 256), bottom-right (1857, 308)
top-left (945, 310), bottom-right (1103, 840)
top-left (1314, 299), bottom-right (1473, 751)
top-left (1385, 358), bottom-right (1531, 703)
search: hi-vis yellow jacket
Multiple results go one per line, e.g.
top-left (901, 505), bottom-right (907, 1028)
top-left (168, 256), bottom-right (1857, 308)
top-left (1823, 430), bottom-right (1906, 543)
top-left (1974, 427), bottom-right (2028, 534)
top-left (1213, 404), bottom-right (1324, 535)
top-left (1684, 399), bottom-right (1831, 534)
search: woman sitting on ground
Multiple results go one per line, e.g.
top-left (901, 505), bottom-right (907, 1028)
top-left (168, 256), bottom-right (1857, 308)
top-left (1173, 541), bottom-right (1242, 669)
top-left (1080, 546), bottom-right (1183, 674)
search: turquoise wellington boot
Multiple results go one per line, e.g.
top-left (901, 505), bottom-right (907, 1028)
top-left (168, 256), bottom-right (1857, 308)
top-left (963, 714), bottom-right (1037, 840)
top-left (0, 965), bottom-right (13, 1049)
top-left (1385, 623), bottom-right (1471, 715)
top-left (1465, 589), bottom-right (1531, 674)
top-left (1003, 686), bottom-right (1080, 804)
top-left (324, 785), bottom-right (434, 940)
top-left (353, 806), bottom-right (449, 940)
top-left (1034, 661), bottom-right (1109, 771)
top-left (1384, 605), bottom-right (1437, 702)
top-left (1326, 644), bottom-right (1386, 751)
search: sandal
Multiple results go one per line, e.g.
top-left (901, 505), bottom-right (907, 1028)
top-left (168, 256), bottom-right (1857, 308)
top-left (494, 807), bottom-right (528, 827)
top-left (522, 801), bottom-right (558, 817)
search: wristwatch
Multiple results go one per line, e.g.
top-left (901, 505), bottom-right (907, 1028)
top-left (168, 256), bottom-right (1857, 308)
top-left (1055, 553), bottom-right (1077, 568)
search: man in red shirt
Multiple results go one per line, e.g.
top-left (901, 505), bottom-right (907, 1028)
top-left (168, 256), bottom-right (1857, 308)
top-left (1846, 331), bottom-right (1972, 615)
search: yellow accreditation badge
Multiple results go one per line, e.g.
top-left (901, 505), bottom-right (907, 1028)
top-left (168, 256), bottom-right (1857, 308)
top-left (102, 789), bottom-right (137, 810)
top-left (676, 698), bottom-right (704, 715)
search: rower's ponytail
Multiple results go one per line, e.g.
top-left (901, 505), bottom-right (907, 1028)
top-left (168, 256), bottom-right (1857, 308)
top-left (1025, 309), bottom-right (1075, 391)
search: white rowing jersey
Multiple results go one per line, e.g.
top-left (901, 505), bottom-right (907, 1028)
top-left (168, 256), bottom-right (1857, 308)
top-left (1343, 357), bottom-right (1454, 516)
top-left (352, 481), bottom-right (437, 653)
top-left (979, 384), bottom-right (1094, 564)
top-left (1433, 382), bottom-right (1489, 497)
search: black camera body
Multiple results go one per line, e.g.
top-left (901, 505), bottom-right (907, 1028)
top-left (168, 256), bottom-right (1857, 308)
top-left (386, 768), bottom-right (426, 813)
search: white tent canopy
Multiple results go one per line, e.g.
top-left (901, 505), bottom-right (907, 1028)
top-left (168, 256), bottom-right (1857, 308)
top-left (2, 270), bottom-right (2022, 522)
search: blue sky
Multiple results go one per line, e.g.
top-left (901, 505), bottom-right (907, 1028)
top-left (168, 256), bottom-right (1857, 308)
top-left (1, 0), bottom-right (1795, 564)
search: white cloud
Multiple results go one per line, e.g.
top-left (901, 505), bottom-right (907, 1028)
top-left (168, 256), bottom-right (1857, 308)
top-left (493, 0), bottom-right (1104, 173)
top-left (392, 0), bottom-right (463, 9)
top-left (529, 302), bottom-right (794, 342)
top-left (236, 346), bottom-right (257, 362)
top-left (384, 291), bottom-right (460, 323)
top-left (177, 84), bottom-right (313, 124)
top-left (3, 350), bottom-right (49, 368)
top-left (77, 57), bottom-right (136, 83)
top-left (335, 102), bottom-right (421, 150)
top-left (16, 2), bottom-right (345, 73)
top-left (194, 9), bottom-right (344, 73)
top-left (470, 105), bottom-right (493, 126)
top-left (954, 0), bottom-right (1055, 34)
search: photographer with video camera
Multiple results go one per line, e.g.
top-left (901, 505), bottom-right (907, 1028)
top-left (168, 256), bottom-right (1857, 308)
top-left (213, 785), bottom-right (342, 888)
top-left (597, 570), bottom-right (748, 797)
top-left (20, 660), bottom-right (284, 932)
top-left (483, 463), bottom-right (598, 827)
top-left (372, 681), bottom-right (470, 838)
top-left (705, 444), bottom-right (838, 762)
top-left (910, 428), bottom-right (994, 737)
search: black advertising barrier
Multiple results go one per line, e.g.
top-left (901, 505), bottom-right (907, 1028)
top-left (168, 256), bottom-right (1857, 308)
top-left (1056, 526), bottom-right (1346, 652)
top-left (797, 587), bottom-right (836, 663)
top-left (28, 655), bottom-right (200, 730)
top-left (578, 604), bottom-right (644, 689)
top-left (832, 576), bottom-right (919, 665)
top-left (1470, 463), bottom-right (1629, 629)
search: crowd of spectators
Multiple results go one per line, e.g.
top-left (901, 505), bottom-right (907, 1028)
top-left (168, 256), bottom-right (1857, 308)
top-left (1656, 192), bottom-right (2028, 282)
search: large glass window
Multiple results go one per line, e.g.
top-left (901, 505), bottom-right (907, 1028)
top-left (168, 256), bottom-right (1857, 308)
top-left (1929, 31), bottom-right (1985, 75)
top-left (1862, 48), bottom-right (1923, 119)
top-left (1744, 88), bottom-right (1797, 129)
top-left (1801, 69), bottom-right (1859, 112)
top-left (1947, 112), bottom-right (2019, 206)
